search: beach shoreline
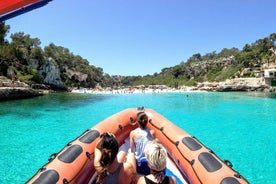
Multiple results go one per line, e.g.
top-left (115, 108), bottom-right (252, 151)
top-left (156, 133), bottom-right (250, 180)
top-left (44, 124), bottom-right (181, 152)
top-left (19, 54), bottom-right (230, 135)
top-left (70, 77), bottom-right (275, 94)
top-left (70, 87), bottom-right (200, 94)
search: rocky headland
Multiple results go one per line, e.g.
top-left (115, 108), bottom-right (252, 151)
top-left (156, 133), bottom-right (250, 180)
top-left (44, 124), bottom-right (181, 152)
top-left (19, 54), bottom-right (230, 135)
top-left (0, 76), bottom-right (47, 101)
top-left (195, 78), bottom-right (275, 92)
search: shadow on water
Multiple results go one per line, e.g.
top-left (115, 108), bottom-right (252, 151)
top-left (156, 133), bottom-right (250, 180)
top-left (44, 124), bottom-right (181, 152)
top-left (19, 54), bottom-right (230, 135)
top-left (246, 92), bottom-right (276, 99)
top-left (0, 92), bottom-right (114, 116)
top-left (40, 92), bottom-right (114, 108)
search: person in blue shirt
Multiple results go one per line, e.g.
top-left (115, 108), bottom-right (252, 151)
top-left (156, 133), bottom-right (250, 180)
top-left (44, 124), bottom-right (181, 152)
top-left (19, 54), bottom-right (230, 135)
top-left (130, 112), bottom-right (156, 175)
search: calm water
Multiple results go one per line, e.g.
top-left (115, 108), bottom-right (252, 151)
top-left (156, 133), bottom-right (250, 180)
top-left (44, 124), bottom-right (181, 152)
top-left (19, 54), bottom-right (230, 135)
top-left (0, 92), bottom-right (275, 184)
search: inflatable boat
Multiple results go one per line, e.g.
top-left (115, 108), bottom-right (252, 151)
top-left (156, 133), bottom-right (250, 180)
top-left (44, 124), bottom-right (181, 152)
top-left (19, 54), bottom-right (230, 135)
top-left (27, 107), bottom-right (248, 184)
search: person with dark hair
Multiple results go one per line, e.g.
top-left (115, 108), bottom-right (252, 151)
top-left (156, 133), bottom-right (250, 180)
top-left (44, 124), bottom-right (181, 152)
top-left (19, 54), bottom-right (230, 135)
top-left (137, 140), bottom-right (176, 184)
top-left (94, 132), bottom-right (137, 184)
top-left (130, 112), bottom-right (156, 175)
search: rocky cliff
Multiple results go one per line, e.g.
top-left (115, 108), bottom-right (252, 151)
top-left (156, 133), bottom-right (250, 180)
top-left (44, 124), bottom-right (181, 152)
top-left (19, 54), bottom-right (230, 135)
top-left (0, 76), bottom-right (44, 101)
top-left (183, 56), bottom-right (236, 79)
top-left (30, 58), bottom-right (67, 90)
top-left (29, 57), bottom-right (89, 90)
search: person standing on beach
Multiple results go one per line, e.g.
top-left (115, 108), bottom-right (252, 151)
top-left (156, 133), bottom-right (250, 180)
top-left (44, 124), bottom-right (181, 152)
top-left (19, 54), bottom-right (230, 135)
top-left (130, 112), bottom-right (156, 175)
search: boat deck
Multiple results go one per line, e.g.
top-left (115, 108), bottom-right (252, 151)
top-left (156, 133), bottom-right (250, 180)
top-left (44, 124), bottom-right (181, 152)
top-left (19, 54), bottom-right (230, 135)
top-left (120, 137), bottom-right (188, 184)
top-left (89, 137), bottom-right (188, 184)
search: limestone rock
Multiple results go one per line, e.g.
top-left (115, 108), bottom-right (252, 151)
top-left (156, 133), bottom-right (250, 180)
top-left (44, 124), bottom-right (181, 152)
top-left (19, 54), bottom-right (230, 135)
top-left (38, 58), bottom-right (67, 89)
top-left (0, 76), bottom-right (42, 101)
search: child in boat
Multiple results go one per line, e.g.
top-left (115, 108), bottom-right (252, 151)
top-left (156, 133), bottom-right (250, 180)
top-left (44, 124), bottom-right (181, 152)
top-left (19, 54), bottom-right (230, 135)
top-left (94, 132), bottom-right (137, 184)
top-left (137, 140), bottom-right (177, 184)
top-left (130, 112), bottom-right (156, 175)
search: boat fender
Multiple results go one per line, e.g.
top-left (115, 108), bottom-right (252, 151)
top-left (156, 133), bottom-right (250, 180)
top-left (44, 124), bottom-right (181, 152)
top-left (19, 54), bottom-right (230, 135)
top-left (192, 136), bottom-right (211, 151)
top-left (198, 152), bottom-right (222, 172)
top-left (220, 177), bottom-right (241, 184)
top-left (224, 159), bottom-right (233, 168)
top-left (32, 169), bottom-right (59, 184)
top-left (48, 153), bottom-right (57, 162)
top-left (58, 145), bottom-right (83, 163)
top-left (79, 130), bottom-right (100, 144)
top-left (182, 137), bottom-right (202, 151)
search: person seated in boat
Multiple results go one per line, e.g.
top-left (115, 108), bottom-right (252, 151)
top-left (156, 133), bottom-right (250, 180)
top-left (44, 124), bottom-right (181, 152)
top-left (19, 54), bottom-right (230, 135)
top-left (137, 140), bottom-right (177, 184)
top-left (130, 112), bottom-right (156, 175)
top-left (94, 132), bottom-right (137, 184)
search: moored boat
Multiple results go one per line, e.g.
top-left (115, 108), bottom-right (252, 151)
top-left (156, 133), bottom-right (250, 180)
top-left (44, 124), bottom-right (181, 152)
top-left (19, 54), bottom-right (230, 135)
top-left (27, 107), bottom-right (248, 184)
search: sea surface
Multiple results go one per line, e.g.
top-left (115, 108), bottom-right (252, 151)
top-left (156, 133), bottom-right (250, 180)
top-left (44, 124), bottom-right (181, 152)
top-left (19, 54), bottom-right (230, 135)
top-left (0, 92), bottom-right (275, 184)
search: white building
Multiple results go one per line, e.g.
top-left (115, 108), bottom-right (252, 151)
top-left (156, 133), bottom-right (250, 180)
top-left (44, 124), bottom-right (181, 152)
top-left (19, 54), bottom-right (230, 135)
top-left (264, 69), bottom-right (276, 86)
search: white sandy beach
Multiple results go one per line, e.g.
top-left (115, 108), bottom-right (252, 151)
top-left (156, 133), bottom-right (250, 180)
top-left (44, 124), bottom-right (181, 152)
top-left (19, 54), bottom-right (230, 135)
top-left (70, 87), bottom-right (201, 94)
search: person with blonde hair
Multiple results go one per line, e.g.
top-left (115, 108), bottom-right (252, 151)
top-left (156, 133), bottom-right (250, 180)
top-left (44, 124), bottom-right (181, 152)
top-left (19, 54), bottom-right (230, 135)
top-left (94, 132), bottom-right (137, 184)
top-left (130, 112), bottom-right (156, 175)
top-left (137, 140), bottom-right (176, 184)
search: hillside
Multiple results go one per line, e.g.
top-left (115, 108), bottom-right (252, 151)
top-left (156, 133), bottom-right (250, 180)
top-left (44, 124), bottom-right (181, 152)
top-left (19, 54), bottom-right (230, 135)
top-left (0, 23), bottom-right (114, 91)
top-left (0, 22), bottom-right (275, 93)
top-left (121, 34), bottom-right (276, 88)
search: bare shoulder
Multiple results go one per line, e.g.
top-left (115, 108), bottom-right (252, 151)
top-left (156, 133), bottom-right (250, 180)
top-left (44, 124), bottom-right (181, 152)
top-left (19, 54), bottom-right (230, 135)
top-left (121, 162), bottom-right (138, 183)
top-left (130, 128), bottom-right (138, 136)
top-left (123, 162), bottom-right (133, 170)
top-left (149, 129), bottom-right (156, 138)
top-left (129, 129), bottom-right (134, 137)
top-left (130, 128), bottom-right (140, 140)
top-left (122, 162), bottom-right (135, 176)
top-left (150, 129), bottom-right (155, 134)
top-left (137, 176), bottom-right (145, 184)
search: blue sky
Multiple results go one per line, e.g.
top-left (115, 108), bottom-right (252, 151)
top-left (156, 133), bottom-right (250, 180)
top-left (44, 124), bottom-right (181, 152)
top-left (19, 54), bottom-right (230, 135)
top-left (5, 0), bottom-right (276, 76)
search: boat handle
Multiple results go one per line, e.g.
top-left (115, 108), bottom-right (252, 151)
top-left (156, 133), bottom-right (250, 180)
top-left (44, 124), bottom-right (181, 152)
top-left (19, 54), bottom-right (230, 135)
top-left (48, 153), bottom-right (57, 162)
top-left (224, 159), bottom-right (233, 168)
top-left (86, 152), bottom-right (92, 159)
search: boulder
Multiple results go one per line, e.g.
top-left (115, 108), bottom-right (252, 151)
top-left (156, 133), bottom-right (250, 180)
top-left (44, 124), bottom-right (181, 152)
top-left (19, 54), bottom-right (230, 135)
top-left (0, 77), bottom-right (43, 101)
top-left (0, 87), bottom-right (42, 101)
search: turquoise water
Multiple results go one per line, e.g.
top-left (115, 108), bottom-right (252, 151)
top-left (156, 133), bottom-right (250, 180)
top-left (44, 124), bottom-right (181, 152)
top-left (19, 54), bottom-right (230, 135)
top-left (0, 92), bottom-right (275, 184)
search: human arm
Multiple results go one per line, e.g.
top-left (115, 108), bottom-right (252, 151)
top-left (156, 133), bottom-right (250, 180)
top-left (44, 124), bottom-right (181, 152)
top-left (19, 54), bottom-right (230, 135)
top-left (129, 131), bottom-right (136, 153)
top-left (118, 152), bottom-right (138, 184)
top-left (169, 176), bottom-right (177, 184)
top-left (94, 138), bottom-right (103, 173)
top-left (137, 176), bottom-right (145, 184)
top-left (119, 151), bottom-right (137, 184)
top-left (126, 151), bottom-right (136, 172)
top-left (149, 129), bottom-right (157, 140)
